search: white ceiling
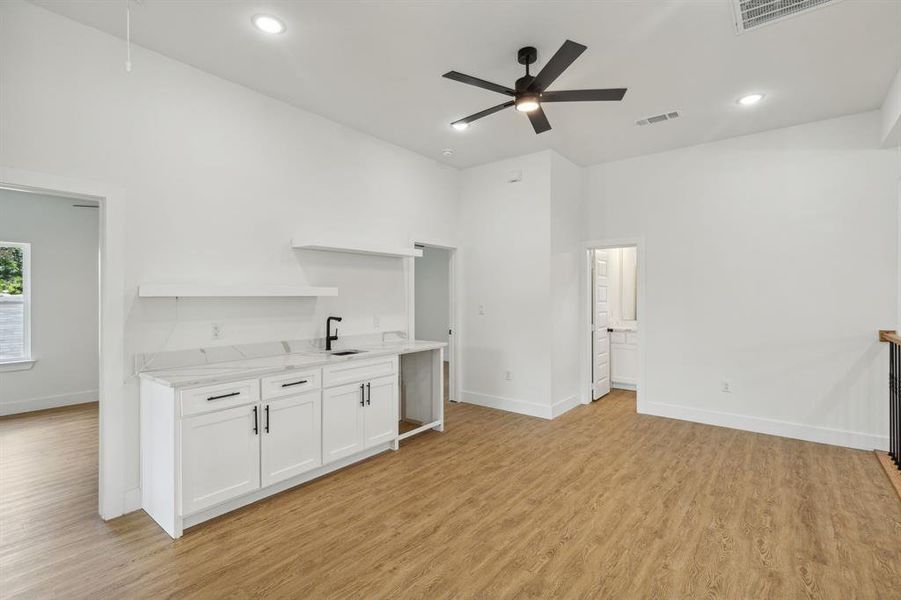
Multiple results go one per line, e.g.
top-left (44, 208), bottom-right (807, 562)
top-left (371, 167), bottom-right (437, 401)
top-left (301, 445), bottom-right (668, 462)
top-left (32, 0), bottom-right (901, 168)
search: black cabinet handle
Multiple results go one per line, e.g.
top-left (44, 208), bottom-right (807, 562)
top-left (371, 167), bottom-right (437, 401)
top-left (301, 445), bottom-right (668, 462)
top-left (207, 391), bottom-right (240, 402)
top-left (360, 383), bottom-right (365, 407)
top-left (366, 382), bottom-right (371, 405)
top-left (252, 406), bottom-right (259, 435)
top-left (280, 379), bottom-right (308, 388)
top-left (264, 405), bottom-right (270, 433)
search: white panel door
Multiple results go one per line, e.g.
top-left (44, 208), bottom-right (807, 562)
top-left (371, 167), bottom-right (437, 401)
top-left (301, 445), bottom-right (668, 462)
top-left (261, 390), bottom-right (322, 487)
top-left (322, 382), bottom-right (366, 463)
top-left (181, 404), bottom-right (261, 514)
top-left (364, 375), bottom-right (398, 448)
top-left (593, 250), bottom-right (611, 400)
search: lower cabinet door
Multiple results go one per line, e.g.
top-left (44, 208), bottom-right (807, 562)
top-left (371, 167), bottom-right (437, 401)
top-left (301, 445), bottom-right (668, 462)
top-left (364, 375), bottom-right (398, 448)
top-left (261, 390), bottom-right (322, 487)
top-left (181, 404), bottom-right (261, 514)
top-left (322, 382), bottom-right (366, 463)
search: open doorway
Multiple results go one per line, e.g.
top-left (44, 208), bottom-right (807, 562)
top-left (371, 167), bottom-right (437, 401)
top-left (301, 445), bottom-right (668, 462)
top-left (412, 244), bottom-right (456, 407)
top-left (0, 188), bottom-right (100, 414)
top-left (0, 186), bottom-right (102, 543)
top-left (589, 245), bottom-right (639, 402)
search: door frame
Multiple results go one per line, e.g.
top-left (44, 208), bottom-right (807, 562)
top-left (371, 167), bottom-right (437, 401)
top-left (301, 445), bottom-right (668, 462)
top-left (408, 242), bottom-right (459, 403)
top-left (581, 237), bottom-right (647, 412)
top-left (0, 166), bottom-right (127, 521)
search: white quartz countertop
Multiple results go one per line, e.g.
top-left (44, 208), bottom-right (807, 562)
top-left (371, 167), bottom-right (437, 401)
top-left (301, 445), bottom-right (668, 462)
top-left (138, 340), bottom-right (446, 388)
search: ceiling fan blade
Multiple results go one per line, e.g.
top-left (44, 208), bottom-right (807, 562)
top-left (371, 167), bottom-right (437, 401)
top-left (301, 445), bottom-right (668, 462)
top-left (528, 40), bottom-right (587, 92)
top-left (451, 101), bottom-right (515, 127)
top-left (527, 106), bottom-right (552, 134)
top-left (443, 71), bottom-right (515, 96)
top-left (541, 88), bottom-right (627, 102)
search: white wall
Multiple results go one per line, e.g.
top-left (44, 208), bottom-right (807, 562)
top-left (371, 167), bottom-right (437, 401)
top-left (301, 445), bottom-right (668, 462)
top-left (881, 65), bottom-right (901, 147)
top-left (0, 1), bottom-right (458, 513)
top-left (458, 150), bottom-right (583, 417)
top-left (0, 190), bottom-right (99, 414)
top-left (414, 246), bottom-right (449, 344)
top-left (459, 152), bottom-right (553, 417)
top-left (549, 152), bottom-right (584, 414)
top-left (587, 111), bottom-right (898, 450)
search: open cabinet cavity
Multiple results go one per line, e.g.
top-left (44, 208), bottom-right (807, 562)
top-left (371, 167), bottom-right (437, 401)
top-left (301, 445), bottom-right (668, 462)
top-left (398, 347), bottom-right (445, 440)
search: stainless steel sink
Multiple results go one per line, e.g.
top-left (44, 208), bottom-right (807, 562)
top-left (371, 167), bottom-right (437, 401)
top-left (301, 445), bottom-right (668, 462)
top-left (329, 349), bottom-right (365, 356)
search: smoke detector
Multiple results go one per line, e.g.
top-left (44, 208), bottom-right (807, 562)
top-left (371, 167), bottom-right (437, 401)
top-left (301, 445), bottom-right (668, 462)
top-left (732, 0), bottom-right (842, 34)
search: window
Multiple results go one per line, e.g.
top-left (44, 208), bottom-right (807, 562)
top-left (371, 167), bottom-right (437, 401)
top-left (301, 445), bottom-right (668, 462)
top-left (0, 241), bottom-right (31, 364)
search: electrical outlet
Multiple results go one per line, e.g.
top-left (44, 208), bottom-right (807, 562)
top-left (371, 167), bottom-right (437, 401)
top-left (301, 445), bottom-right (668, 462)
top-left (211, 322), bottom-right (224, 340)
top-left (373, 314), bottom-right (380, 328)
top-left (721, 380), bottom-right (732, 393)
top-left (478, 304), bottom-right (485, 316)
top-left (505, 370), bottom-right (513, 381)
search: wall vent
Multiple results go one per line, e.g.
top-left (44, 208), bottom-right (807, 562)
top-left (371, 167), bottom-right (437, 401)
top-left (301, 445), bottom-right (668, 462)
top-left (732, 0), bottom-right (842, 33)
top-left (635, 111), bottom-right (680, 127)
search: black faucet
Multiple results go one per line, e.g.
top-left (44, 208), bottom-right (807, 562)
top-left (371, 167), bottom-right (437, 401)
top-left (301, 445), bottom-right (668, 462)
top-left (326, 316), bottom-right (342, 351)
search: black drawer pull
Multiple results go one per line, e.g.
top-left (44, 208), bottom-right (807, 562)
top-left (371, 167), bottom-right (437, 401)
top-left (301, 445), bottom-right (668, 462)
top-left (252, 406), bottom-right (259, 435)
top-left (280, 379), bottom-right (308, 388)
top-left (264, 405), bottom-right (270, 433)
top-left (360, 383), bottom-right (365, 407)
top-left (207, 391), bottom-right (240, 402)
top-left (366, 382), bottom-right (371, 405)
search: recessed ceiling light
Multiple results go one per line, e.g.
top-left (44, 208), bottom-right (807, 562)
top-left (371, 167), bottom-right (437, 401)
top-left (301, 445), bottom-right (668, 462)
top-left (442, 149), bottom-right (454, 157)
top-left (252, 14), bottom-right (286, 34)
top-left (737, 93), bottom-right (765, 106)
top-left (452, 122), bottom-right (469, 131)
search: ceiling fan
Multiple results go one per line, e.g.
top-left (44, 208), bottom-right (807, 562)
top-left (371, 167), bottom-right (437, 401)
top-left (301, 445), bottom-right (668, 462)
top-left (443, 40), bottom-right (626, 134)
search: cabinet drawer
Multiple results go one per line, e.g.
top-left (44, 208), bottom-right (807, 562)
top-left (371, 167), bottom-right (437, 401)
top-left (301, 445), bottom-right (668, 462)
top-left (322, 356), bottom-right (398, 388)
top-left (180, 379), bottom-right (260, 417)
top-left (261, 369), bottom-right (321, 400)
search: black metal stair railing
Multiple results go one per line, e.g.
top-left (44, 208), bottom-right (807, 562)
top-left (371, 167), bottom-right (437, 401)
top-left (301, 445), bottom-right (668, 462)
top-left (892, 342), bottom-right (900, 468)
top-left (883, 330), bottom-right (901, 470)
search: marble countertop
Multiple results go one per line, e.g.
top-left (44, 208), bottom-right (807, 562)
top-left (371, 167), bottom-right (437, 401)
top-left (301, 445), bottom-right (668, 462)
top-left (139, 340), bottom-right (446, 388)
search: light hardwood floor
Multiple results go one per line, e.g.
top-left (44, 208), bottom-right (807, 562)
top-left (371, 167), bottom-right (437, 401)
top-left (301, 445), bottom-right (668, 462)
top-left (2, 391), bottom-right (900, 599)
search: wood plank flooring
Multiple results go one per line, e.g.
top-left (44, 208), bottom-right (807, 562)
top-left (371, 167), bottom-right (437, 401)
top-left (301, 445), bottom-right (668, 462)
top-left (2, 391), bottom-right (900, 599)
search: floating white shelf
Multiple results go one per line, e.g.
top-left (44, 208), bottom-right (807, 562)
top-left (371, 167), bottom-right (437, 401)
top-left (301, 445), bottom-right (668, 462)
top-left (291, 240), bottom-right (423, 258)
top-left (138, 284), bottom-right (338, 298)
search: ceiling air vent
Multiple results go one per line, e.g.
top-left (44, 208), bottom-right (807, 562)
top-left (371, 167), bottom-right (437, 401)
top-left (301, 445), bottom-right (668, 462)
top-left (732, 0), bottom-right (842, 33)
top-left (635, 111), bottom-right (680, 127)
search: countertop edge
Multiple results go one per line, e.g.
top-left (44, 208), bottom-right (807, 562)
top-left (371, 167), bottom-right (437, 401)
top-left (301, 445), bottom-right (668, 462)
top-left (138, 342), bottom-right (447, 389)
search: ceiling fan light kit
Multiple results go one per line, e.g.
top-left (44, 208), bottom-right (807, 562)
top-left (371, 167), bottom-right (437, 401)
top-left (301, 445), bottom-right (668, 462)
top-left (444, 40), bottom-right (627, 134)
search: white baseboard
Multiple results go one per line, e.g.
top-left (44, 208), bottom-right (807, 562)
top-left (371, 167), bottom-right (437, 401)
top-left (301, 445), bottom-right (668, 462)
top-left (461, 391), bottom-right (580, 420)
top-left (642, 401), bottom-right (888, 451)
top-left (612, 382), bottom-right (637, 391)
top-left (0, 389), bottom-right (98, 416)
top-left (551, 394), bottom-right (580, 418)
top-left (461, 390), bottom-right (553, 419)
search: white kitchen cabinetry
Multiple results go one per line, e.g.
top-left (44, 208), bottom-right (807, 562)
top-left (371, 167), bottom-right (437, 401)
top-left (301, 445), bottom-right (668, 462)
top-left (364, 375), bottom-right (398, 447)
top-left (182, 403), bottom-right (261, 514)
top-left (322, 382), bottom-right (367, 462)
top-left (610, 329), bottom-right (639, 389)
top-left (140, 347), bottom-right (437, 539)
top-left (261, 390), bottom-right (322, 487)
top-left (322, 357), bottom-right (399, 463)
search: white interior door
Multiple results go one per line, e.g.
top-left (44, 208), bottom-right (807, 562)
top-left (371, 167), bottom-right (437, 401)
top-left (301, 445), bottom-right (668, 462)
top-left (593, 250), bottom-right (611, 400)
